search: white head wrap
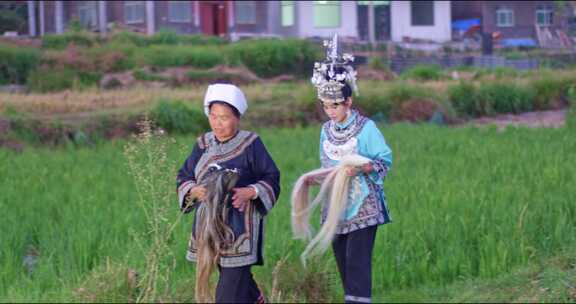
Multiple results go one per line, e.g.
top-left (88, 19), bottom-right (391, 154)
top-left (203, 84), bottom-right (248, 117)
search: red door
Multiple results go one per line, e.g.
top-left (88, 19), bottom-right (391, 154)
top-left (200, 1), bottom-right (228, 36)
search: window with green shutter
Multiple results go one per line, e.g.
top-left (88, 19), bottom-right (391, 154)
top-left (168, 1), bottom-right (192, 23)
top-left (314, 1), bottom-right (341, 28)
top-left (282, 1), bottom-right (294, 27)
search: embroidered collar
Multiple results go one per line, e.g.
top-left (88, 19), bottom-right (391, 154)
top-left (324, 110), bottom-right (368, 145)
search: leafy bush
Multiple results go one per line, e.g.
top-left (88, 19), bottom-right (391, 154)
top-left (390, 99), bottom-right (439, 122)
top-left (27, 68), bottom-right (101, 93)
top-left (491, 66), bottom-right (520, 79)
top-left (142, 46), bottom-right (223, 68)
top-left (133, 69), bottom-right (169, 82)
top-left (0, 45), bottom-right (40, 84)
top-left (368, 56), bottom-right (389, 71)
top-left (108, 31), bottom-right (148, 47)
top-left (0, 8), bottom-right (27, 34)
top-left (566, 86), bottom-right (576, 129)
top-left (354, 82), bottom-right (431, 120)
top-left (181, 35), bottom-right (226, 46)
top-left (476, 82), bottom-right (534, 115)
top-left (401, 64), bottom-right (444, 81)
top-left (530, 76), bottom-right (572, 110)
top-left (448, 81), bottom-right (478, 117)
top-left (229, 39), bottom-right (321, 78)
top-left (42, 32), bottom-right (96, 49)
top-left (89, 43), bottom-right (139, 72)
top-left (148, 28), bottom-right (181, 45)
top-left (449, 81), bottom-right (535, 117)
top-left (149, 100), bottom-right (209, 134)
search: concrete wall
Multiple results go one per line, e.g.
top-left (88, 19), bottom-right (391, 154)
top-left (391, 1), bottom-right (452, 43)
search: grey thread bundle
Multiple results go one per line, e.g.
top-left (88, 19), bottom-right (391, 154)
top-left (194, 166), bottom-right (239, 303)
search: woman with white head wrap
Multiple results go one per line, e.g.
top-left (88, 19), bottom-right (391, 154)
top-left (177, 83), bottom-right (280, 303)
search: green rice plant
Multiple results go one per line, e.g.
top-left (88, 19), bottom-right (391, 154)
top-left (1, 107), bottom-right (576, 302)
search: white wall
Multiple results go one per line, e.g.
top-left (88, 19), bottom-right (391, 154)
top-left (297, 1), bottom-right (358, 39)
top-left (391, 1), bottom-right (451, 43)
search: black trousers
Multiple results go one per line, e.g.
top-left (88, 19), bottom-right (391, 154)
top-left (215, 265), bottom-right (264, 303)
top-left (332, 225), bottom-right (378, 304)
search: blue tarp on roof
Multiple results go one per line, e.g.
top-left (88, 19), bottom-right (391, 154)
top-left (499, 38), bottom-right (537, 47)
top-left (452, 18), bottom-right (481, 32)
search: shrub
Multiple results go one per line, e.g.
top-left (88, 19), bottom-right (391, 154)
top-left (0, 45), bottom-right (40, 84)
top-left (133, 69), bottom-right (169, 82)
top-left (185, 70), bottom-right (233, 83)
top-left (0, 8), bottom-right (27, 34)
top-left (390, 99), bottom-right (439, 122)
top-left (354, 81), bottom-right (431, 121)
top-left (181, 35), bottom-right (227, 46)
top-left (86, 44), bottom-right (138, 72)
top-left (448, 81), bottom-right (478, 117)
top-left (147, 29), bottom-right (227, 46)
top-left (41, 44), bottom-right (96, 72)
top-left (229, 39), bottom-right (321, 78)
top-left (368, 56), bottom-right (389, 71)
top-left (42, 32), bottom-right (96, 49)
top-left (530, 76), bottom-right (571, 110)
top-left (148, 28), bottom-right (181, 45)
top-left (149, 100), bottom-right (209, 134)
top-left (476, 82), bottom-right (534, 115)
top-left (27, 68), bottom-right (101, 92)
top-left (108, 31), bottom-right (148, 47)
top-left (142, 45), bottom-right (224, 68)
top-left (491, 66), bottom-right (520, 79)
top-left (383, 82), bottom-right (430, 104)
top-left (566, 86), bottom-right (576, 129)
top-left (401, 64), bottom-right (444, 81)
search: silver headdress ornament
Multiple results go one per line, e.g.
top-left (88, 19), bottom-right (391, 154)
top-left (311, 33), bottom-right (358, 103)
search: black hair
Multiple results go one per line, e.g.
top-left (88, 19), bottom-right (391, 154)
top-left (325, 66), bottom-right (353, 100)
top-left (208, 101), bottom-right (241, 118)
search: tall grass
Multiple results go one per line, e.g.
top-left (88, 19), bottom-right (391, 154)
top-left (0, 124), bottom-right (575, 302)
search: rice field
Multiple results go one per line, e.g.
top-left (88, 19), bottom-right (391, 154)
top-left (1, 123), bottom-right (575, 302)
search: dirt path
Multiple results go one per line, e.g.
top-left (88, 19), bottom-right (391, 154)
top-left (469, 109), bottom-right (567, 130)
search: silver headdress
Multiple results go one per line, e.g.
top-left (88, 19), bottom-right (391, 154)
top-left (311, 34), bottom-right (358, 103)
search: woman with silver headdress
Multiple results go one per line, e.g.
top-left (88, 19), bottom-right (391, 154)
top-left (296, 35), bottom-right (393, 303)
top-left (176, 83), bottom-right (280, 303)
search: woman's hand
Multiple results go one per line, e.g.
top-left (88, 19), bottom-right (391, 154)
top-left (345, 163), bottom-right (373, 177)
top-left (189, 186), bottom-right (207, 202)
top-left (304, 175), bottom-right (319, 186)
top-left (231, 187), bottom-right (257, 212)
